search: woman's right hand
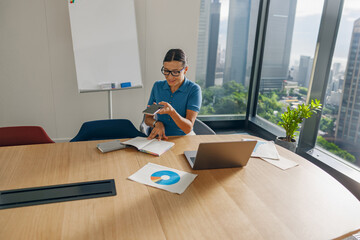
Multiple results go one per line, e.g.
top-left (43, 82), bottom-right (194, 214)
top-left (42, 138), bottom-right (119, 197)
top-left (148, 121), bottom-right (168, 140)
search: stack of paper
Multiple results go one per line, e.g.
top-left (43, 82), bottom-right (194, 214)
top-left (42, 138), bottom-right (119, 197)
top-left (243, 139), bottom-right (298, 170)
top-left (128, 163), bottom-right (197, 194)
top-left (251, 140), bottom-right (280, 160)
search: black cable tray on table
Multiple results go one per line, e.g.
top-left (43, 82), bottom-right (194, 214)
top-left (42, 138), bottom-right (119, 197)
top-left (0, 179), bottom-right (116, 210)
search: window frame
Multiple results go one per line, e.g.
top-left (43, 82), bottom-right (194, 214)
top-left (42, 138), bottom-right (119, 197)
top-left (247, 0), bottom-right (360, 198)
top-left (198, 0), bottom-right (360, 198)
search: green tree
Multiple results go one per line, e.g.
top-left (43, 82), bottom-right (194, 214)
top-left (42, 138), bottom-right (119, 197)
top-left (257, 91), bottom-right (284, 125)
top-left (320, 116), bottom-right (335, 136)
top-left (317, 136), bottom-right (356, 163)
top-left (299, 87), bottom-right (308, 96)
top-left (198, 81), bottom-right (248, 115)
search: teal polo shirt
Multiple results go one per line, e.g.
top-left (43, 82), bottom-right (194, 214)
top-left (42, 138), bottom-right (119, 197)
top-left (147, 77), bottom-right (202, 136)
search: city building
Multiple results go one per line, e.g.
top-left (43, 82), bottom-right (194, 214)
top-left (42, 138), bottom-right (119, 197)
top-left (296, 55), bottom-right (313, 88)
top-left (335, 18), bottom-right (360, 158)
top-left (259, 0), bottom-right (297, 92)
top-left (223, 0), bottom-right (251, 86)
top-left (205, 0), bottom-right (221, 88)
top-left (327, 90), bottom-right (342, 106)
top-left (195, 0), bottom-right (212, 83)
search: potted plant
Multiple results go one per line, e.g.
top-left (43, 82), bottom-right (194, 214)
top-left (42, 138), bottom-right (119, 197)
top-left (275, 99), bottom-right (322, 152)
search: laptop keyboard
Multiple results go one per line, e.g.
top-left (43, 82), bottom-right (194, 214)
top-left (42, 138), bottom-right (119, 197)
top-left (190, 157), bottom-right (196, 163)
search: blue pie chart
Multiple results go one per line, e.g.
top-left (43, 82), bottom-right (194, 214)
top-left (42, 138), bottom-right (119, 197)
top-left (150, 170), bottom-right (180, 185)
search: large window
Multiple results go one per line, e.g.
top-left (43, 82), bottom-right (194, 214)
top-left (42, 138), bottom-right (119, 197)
top-left (196, 0), bottom-right (360, 179)
top-left (256, 0), bottom-right (323, 129)
top-left (196, 0), bottom-right (259, 117)
top-left (316, 0), bottom-right (360, 170)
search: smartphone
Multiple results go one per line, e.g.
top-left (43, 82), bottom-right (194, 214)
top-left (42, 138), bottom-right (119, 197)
top-left (97, 140), bottom-right (126, 153)
top-left (142, 104), bottom-right (164, 115)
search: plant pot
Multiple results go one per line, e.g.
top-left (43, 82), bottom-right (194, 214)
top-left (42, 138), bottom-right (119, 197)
top-left (275, 137), bottom-right (296, 152)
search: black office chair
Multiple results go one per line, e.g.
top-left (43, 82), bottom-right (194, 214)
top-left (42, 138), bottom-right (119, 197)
top-left (139, 118), bottom-right (216, 136)
top-left (71, 119), bottom-right (146, 142)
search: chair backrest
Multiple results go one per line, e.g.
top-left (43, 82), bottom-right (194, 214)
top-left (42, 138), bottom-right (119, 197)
top-left (71, 119), bottom-right (146, 142)
top-left (139, 116), bottom-right (151, 136)
top-left (193, 119), bottom-right (216, 135)
top-left (0, 126), bottom-right (54, 147)
top-left (140, 118), bottom-right (216, 136)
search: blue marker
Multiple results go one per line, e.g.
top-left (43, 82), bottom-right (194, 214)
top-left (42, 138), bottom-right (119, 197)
top-left (121, 82), bottom-right (131, 88)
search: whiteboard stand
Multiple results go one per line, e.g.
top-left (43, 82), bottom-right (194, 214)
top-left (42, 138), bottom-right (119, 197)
top-left (108, 91), bottom-right (113, 119)
top-left (80, 85), bottom-right (143, 120)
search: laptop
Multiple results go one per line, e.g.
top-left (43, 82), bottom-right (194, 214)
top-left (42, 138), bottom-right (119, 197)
top-left (184, 141), bottom-right (257, 170)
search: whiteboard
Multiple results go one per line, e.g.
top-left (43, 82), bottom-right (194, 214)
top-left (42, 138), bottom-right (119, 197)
top-left (68, 0), bottom-right (142, 92)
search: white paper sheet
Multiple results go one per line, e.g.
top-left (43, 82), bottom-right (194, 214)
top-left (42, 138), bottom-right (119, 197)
top-left (243, 139), bottom-right (280, 160)
top-left (128, 163), bottom-right (197, 194)
top-left (260, 155), bottom-right (299, 170)
top-left (242, 139), bottom-right (299, 170)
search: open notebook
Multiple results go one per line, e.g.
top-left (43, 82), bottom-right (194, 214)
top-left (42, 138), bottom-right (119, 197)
top-left (122, 137), bottom-right (174, 156)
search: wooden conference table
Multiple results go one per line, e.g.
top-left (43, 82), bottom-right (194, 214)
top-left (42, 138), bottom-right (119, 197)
top-left (0, 134), bottom-right (359, 239)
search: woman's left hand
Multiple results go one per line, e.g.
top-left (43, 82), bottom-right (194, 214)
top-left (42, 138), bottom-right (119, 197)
top-left (157, 101), bottom-right (175, 116)
top-left (148, 121), bottom-right (167, 140)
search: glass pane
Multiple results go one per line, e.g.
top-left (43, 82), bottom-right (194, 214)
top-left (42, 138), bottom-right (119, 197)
top-left (256, 0), bottom-right (324, 133)
top-left (196, 0), bottom-right (259, 116)
top-left (316, 0), bottom-right (360, 170)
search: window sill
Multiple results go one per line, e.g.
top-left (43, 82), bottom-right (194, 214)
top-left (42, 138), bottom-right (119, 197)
top-left (297, 147), bottom-right (360, 200)
top-left (306, 147), bottom-right (360, 183)
top-left (198, 114), bottom-right (245, 121)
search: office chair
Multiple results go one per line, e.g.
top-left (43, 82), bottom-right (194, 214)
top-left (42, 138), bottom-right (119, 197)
top-left (0, 126), bottom-right (55, 147)
top-left (70, 119), bottom-right (146, 142)
top-left (139, 115), bottom-right (152, 136)
top-left (139, 118), bottom-right (216, 136)
top-left (193, 119), bottom-right (216, 135)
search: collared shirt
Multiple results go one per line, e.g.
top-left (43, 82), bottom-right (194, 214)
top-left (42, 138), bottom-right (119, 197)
top-left (147, 77), bottom-right (202, 136)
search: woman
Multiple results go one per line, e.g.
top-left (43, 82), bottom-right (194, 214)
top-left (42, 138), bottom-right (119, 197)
top-left (145, 49), bottom-right (202, 140)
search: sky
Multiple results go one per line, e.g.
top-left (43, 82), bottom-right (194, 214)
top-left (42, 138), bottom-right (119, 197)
top-left (291, 0), bottom-right (360, 70)
top-left (216, 0), bottom-right (360, 71)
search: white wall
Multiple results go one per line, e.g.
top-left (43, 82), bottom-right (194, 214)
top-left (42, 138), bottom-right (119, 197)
top-left (0, 0), bottom-right (201, 141)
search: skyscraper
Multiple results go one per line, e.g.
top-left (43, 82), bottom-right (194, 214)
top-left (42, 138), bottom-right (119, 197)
top-left (195, 0), bottom-right (212, 84)
top-left (335, 18), bottom-right (360, 158)
top-left (196, 0), bottom-right (296, 91)
top-left (205, 0), bottom-right (221, 88)
top-left (296, 55), bottom-right (313, 88)
top-left (332, 62), bottom-right (341, 76)
top-left (223, 0), bottom-right (251, 86)
top-left (259, 0), bottom-right (297, 91)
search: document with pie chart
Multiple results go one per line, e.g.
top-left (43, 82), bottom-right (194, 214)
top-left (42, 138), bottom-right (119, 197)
top-left (128, 163), bottom-right (197, 194)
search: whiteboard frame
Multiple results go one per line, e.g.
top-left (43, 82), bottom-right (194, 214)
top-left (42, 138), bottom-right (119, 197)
top-left (68, 0), bottom-right (143, 92)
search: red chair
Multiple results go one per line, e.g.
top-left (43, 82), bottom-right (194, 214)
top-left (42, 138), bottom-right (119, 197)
top-left (0, 126), bottom-right (54, 147)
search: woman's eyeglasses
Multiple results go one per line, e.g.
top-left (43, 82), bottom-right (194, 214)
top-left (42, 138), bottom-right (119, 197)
top-left (161, 66), bottom-right (185, 77)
